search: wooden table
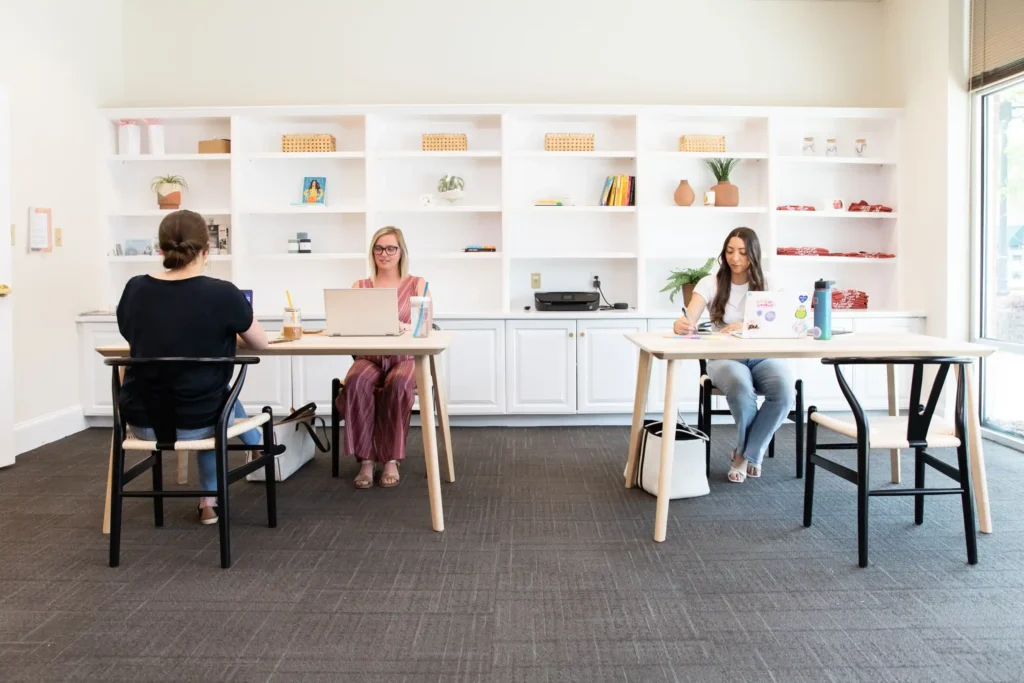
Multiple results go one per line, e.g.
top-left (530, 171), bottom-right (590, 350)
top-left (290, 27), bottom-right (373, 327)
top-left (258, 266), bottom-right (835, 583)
top-left (96, 331), bottom-right (455, 535)
top-left (622, 331), bottom-right (997, 543)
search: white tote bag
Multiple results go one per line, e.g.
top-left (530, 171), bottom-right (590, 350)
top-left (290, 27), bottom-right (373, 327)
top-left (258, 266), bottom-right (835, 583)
top-left (247, 403), bottom-right (329, 482)
top-left (635, 418), bottom-right (710, 499)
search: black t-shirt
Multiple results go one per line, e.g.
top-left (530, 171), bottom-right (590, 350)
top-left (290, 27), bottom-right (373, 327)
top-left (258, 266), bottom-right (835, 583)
top-left (116, 275), bottom-right (254, 429)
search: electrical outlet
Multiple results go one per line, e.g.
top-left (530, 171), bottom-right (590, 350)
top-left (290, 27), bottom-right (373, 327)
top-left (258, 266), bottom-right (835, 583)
top-left (590, 272), bottom-right (601, 289)
top-left (54, 228), bottom-right (63, 247)
top-left (530, 272), bottom-right (541, 289)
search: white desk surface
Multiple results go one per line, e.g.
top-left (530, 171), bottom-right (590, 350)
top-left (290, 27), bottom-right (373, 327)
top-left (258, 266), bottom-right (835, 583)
top-left (96, 331), bottom-right (454, 358)
top-left (626, 332), bottom-right (996, 361)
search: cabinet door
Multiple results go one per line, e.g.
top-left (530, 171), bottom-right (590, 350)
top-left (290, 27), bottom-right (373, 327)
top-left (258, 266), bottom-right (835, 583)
top-left (442, 320), bottom-right (505, 415)
top-left (237, 323), bottom-right (292, 416)
top-left (645, 319), bottom-right (701, 414)
top-left (292, 356), bottom-right (354, 416)
top-left (79, 324), bottom-right (127, 416)
top-left (793, 317), bottom-right (856, 412)
top-left (577, 319), bottom-right (647, 413)
top-left (506, 320), bottom-right (576, 414)
top-left (852, 317), bottom-right (923, 411)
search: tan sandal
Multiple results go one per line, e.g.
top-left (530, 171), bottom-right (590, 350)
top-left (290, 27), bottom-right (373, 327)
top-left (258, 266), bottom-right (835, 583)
top-left (746, 461), bottom-right (762, 478)
top-left (379, 460), bottom-right (401, 488)
top-left (354, 460), bottom-right (375, 489)
top-left (727, 451), bottom-right (747, 484)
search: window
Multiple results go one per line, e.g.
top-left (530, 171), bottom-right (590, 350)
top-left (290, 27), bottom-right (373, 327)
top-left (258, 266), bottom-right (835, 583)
top-left (977, 76), bottom-right (1024, 442)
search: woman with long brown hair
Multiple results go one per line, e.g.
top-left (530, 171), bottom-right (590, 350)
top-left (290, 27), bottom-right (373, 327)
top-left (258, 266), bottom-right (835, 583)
top-left (337, 226), bottom-right (430, 489)
top-left (673, 227), bottom-right (795, 483)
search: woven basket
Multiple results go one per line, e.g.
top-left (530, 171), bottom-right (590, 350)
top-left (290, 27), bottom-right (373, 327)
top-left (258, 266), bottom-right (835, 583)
top-left (281, 134), bottom-right (337, 153)
top-left (679, 135), bottom-right (726, 153)
top-left (544, 133), bottom-right (595, 152)
top-left (422, 133), bottom-right (468, 152)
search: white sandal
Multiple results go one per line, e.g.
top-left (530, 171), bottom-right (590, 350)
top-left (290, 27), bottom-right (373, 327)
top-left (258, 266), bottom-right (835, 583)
top-left (746, 461), bottom-right (762, 479)
top-left (727, 451), bottom-right (747, 483)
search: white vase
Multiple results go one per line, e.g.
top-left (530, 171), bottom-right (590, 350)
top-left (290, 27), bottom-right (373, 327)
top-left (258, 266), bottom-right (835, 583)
top-left (147, 124), bottom-right (165, 155)
top-left (118, 123), bottom-right (141, 156)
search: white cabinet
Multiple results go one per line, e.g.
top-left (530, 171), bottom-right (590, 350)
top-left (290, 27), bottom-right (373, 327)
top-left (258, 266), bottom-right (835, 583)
top-left (237, 323), bottom-right (293, 416)
top-left (506, 320), bottom-right (576, 413)
top-left (577, 319), bottom-right (647, 413)
top-left (645, 319), bottom-right (702, 414)
top-left (442, 320), bottom-right (505, 415)
top-left (852, 317), bottom-right (923, 410)
top-left (292, 355), bottom-right (354, 415)
top-left (79, 324), bottom-right (127, 416)
top-left (792, 318), bottom-right (856, 412)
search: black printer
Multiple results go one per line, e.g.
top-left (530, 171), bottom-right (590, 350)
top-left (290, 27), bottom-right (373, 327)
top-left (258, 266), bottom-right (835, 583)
top-left (534, 291), bottom-right (600, 312)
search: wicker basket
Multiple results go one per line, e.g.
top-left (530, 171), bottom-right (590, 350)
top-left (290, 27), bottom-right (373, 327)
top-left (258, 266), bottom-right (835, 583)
top-left (679, 135), bottom-right (726, 153)
top-left (422, 133), bottom-right (468, 152)
top-left (281, 134), bottom-right (337, 153)
top-left (544, 133), bottom-right (595, 152)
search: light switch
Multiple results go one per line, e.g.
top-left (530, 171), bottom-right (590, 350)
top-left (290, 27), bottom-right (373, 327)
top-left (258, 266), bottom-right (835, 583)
top-left (54, 228), bottom-right (63, 247)
top-left (531, 272), bottom-right (541, 289)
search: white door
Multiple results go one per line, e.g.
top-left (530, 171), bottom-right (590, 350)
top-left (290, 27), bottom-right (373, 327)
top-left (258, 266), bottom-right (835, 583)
top-left (442, 320), bottom-right (505, 415)
top-left (237, 323), bottom-right (293, 415)
top-left (852, 317), bottom-right (921, 411)
top-left (646, 319), bottom-right (702, 414)
top-left (577, 319), bottom-right (647, 413)
top-left (78, 324), bottom-right (127, 416)
top-left (291, 355), bottom-right (354, 416)
top-left (506, 320), bottom-right (576, 414)
top-left (0, 89), bottom-right (12, 468)
top-left (792, 317), bottom-right (856, 412)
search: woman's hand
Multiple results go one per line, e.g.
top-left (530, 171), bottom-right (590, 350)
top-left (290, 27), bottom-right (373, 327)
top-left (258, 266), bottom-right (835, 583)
top-left (673, 317), bottom-right (697, 335)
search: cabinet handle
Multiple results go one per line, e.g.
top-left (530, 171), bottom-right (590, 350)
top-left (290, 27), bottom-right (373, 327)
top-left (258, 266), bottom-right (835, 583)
top-left (579, 332), bottom-right (585, 337)
top-left (569, 332), bottom-right (574, 337)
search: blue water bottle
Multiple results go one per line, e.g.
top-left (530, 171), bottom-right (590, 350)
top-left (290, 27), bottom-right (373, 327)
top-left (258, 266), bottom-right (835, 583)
top-left (813, 279), bottom-right (835, 340)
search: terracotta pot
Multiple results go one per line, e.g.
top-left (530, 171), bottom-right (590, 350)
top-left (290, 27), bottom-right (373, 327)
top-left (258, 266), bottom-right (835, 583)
top-left (711, 181), bottom-right (739, 207)
top-left (156, 183), bottom-right (182, 209)
top-left (682, 283), bottom-right (695, 307)
top-left (673, 179), bottom-right (695, 207)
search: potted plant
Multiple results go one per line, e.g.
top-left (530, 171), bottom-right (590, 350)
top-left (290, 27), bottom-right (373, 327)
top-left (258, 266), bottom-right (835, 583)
top-left (438, 174), bottom-right (464, 203)
top-left (660, 257), bottom-right (716, 307)
top-left (705, 158), bottom-right (741, 207)
top-left (151, 174), bottom-right (188, 209)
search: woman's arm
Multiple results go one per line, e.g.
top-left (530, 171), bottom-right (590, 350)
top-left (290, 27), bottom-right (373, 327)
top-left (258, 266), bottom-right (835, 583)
top-left (673, 293), bottom-right (708, 334)
top-left (238, 318), bottom-right (270, 351)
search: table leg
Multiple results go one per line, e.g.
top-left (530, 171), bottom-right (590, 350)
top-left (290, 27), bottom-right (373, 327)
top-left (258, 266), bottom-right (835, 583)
top-left (654, 359), bottom-right (680, 543)
top-left (177, 452), bottom-right (188, 485)
top-left (887, 364), bottom-right (901, 484)
top-left (430, 353), bottom-right (454, 484)
top-left (624, 350), bottom-right (653, 489)
top-left (963, 363), bottom-right (992, 534)
top-left (415, 356), bottom-right (444, 532)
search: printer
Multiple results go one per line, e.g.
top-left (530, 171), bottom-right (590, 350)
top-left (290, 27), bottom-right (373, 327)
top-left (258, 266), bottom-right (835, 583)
top-left (534, 291), bottom-right (600, 312)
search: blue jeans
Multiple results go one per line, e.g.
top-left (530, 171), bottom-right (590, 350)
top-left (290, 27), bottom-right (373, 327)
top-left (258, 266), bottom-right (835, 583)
top-left (706, 358), bottom-right (796, 466)
top-left (128, 400), bottom-right (262, 500)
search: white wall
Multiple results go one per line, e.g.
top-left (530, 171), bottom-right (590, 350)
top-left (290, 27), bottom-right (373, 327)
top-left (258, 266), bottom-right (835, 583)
top-left (120, 0), bottom-right (890, 107)
top-left (0, 1), bottom-right (123, 449)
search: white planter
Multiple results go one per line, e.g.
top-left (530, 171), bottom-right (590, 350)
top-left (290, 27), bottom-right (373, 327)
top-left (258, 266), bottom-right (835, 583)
top-left (147, 123), bottom-right (165, 155)
top-left (439, 189), bottom-right (463, 203)
top-left (118, 123), bottom-right (141, 155)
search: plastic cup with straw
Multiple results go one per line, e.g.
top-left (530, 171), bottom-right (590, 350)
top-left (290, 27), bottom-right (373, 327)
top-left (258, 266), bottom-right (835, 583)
top-left (412, 281), bottom-right (430, 338)
top-left (284, 290), bottom-right (301, 340)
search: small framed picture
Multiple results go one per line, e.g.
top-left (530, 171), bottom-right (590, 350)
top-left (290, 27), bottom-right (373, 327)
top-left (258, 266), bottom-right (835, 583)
top-left (302, 176), bottom-right (327, 205)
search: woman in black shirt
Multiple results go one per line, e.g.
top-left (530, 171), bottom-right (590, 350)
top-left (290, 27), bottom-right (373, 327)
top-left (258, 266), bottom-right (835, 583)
top-left (116, 210), bottom-right (269, 525)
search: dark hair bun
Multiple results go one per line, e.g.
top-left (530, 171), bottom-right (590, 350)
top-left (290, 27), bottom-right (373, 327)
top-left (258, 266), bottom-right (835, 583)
top-left (157, 210), bottom-right (208, 270)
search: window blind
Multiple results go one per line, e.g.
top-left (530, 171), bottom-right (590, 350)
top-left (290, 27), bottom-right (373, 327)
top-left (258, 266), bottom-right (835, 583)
top-left (971, 0), bottom-right (1024, 90)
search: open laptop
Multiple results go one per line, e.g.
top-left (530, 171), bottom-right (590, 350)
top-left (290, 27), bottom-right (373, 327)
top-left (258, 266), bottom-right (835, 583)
top-left (324, 288), bottom-right (401, 337)
top-left (732, 291), bottom-right (812, 339)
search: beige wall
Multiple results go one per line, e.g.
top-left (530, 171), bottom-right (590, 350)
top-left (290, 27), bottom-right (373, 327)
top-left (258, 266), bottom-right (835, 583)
top-left (0, 1), bottom-right (123, 433)
top-left (120, 0), bottom-right (890, 107)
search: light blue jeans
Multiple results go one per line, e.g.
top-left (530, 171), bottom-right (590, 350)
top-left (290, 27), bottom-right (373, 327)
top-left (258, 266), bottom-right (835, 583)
top-left (129, 400), bottom-right (262, 500)
top-left (706, 358), bottom-right (796, 466)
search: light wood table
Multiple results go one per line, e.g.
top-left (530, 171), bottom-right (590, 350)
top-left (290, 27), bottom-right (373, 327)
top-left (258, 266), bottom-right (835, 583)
top-left (622, 331), bottom-right (997, 543)
top-left (96, 331), bottom-right (455, 535)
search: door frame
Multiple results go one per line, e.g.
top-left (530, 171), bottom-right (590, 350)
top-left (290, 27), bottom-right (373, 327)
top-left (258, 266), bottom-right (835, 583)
top-left (0, 86), bottom-right (14, 468)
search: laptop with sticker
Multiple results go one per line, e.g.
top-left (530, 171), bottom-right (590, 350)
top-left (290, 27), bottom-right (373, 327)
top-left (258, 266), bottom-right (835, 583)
top-left (731, 291), bottom-right (813, 339)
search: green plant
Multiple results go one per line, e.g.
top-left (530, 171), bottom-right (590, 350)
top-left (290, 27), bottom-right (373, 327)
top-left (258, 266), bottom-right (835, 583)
top-left (150, 174), bottom-right (188, 192)
top-left (438, 174), bottom-right (464, 193)
top-left (660, 257), bottom-right (716, 303)
top-left (705, 158), bottom-right (741, 182)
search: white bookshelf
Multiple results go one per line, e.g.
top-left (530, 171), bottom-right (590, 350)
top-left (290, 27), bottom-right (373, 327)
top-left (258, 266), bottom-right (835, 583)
top-left (97, 105), bottom-right (903, 319)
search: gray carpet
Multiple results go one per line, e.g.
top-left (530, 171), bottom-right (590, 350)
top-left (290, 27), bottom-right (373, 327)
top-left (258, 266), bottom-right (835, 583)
top-left (2, 425), bottom-right (1024, 682)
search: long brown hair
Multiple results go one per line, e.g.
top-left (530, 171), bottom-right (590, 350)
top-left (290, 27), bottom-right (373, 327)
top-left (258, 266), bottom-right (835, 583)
top-left (709, 227), bottom-right (765, 326)
top-left (157, 210), bottom-right (208, 270)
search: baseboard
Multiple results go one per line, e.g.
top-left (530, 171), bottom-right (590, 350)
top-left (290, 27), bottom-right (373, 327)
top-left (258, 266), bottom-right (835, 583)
top-left (15, 405), bottom-right (88, 455)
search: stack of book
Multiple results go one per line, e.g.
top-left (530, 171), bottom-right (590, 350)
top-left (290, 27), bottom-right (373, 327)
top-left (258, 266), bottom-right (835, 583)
top-left (600, 175), bottom-right (635, 206)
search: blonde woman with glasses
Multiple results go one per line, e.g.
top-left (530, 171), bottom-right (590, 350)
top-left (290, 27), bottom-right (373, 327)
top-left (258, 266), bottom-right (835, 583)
top-left (336, 226), bottom-right (429, 489)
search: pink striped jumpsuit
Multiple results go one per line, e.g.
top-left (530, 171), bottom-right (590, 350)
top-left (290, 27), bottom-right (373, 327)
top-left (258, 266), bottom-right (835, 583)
top-left (337, 276), bottom-right (423, 463)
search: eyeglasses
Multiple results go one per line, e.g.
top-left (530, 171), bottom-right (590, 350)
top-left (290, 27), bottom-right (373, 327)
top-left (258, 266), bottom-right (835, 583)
top-left (373, 245), bottom-right (400, 255)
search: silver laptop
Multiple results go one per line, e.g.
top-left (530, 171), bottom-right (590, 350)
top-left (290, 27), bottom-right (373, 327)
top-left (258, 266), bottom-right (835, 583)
top-left (324, 288), bottom-right (401, 337)
top-left (731, 291), bottom-right (812, 339)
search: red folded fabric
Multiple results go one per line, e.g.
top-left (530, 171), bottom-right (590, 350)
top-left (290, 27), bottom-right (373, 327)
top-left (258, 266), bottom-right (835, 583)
top-left (776, 205), bottom-right (816, 211)
top-left (810, 289), bottom-right (870, 310)
top-left (848, 200), bottom-right (894, 213)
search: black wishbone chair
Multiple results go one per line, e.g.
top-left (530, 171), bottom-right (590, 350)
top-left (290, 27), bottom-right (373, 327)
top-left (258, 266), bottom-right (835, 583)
top-left (106, 357), bottom-right (285, 569)
top-left (803, 356), bottom-right (977, 568)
